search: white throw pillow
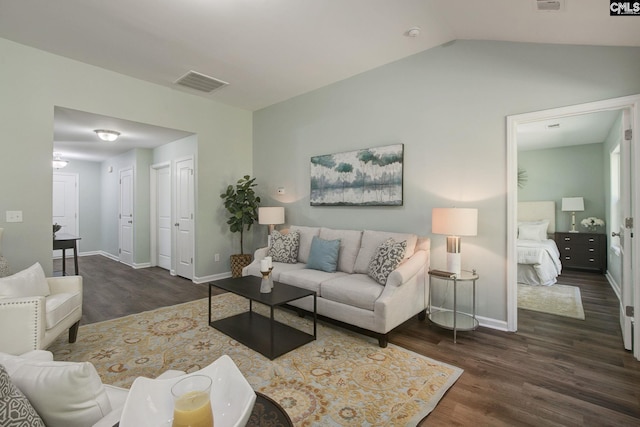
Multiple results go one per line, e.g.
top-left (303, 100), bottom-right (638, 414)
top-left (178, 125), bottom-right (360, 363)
top-left (0, 262), bottom-right (50, 298)
top-left (518, 220), bottom-right (549, 241)
top-left (2, 358), bottom-right (112, 427)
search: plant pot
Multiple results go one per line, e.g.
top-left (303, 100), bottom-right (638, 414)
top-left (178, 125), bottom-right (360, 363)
top-left (230, 254), bottom-right (252, 278)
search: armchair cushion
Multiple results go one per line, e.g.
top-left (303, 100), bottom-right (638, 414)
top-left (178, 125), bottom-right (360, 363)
top-left (1, 355), bottom-right (111, 427)
top-left (0, 364), bottom-right (46, 427)
top-left (0, 262), bottom-right (50, 298)
top-left (45, 292), bottom-right (82, 329)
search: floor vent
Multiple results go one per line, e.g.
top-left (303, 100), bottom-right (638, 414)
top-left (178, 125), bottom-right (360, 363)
top-left (535, 0), bottom-right (565, 12)
top-left (174, 71), bottom-right (228, 92)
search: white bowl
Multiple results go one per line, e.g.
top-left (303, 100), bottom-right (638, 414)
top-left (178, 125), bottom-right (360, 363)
top-left (119, 355), bottom-right (256, 427)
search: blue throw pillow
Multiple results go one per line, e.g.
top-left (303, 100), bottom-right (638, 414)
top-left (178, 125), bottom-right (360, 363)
top-left (307, 236), bottom-right (341, 273)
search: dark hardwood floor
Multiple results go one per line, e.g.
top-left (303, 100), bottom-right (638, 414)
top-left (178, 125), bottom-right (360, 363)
top-left (57, 256), bottom-right (640, 425)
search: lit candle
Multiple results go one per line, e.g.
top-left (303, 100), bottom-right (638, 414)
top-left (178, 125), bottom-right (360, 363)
top-left (260, 259), bottom-right (269, 272)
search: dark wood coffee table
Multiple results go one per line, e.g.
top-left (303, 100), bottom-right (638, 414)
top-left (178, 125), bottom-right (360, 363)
top-left (209, 276), bottom-right (316, 360)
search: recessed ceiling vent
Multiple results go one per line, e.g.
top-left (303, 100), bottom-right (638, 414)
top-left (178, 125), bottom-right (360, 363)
top-left (535, 0), bottom-right (565, 12)
top-left (174, 71), bottom-right (228, 93)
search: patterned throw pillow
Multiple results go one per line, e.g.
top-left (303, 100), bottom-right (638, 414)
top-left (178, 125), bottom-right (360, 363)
top-left (268, 230), bottom-right (300, 263)
top-left (0, 364), bottom-right (46, 427)
top-left (368, 238), bottom-right (407, 285)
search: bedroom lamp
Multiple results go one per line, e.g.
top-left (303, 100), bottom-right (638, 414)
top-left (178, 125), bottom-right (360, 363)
top-left (258, 207), bottom-right (285, 246)
top-left (561, 197), bottom-right (584, 233)
top-left (432, 208), bottom-right (478, 275)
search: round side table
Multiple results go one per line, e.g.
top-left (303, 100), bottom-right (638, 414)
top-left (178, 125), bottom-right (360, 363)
top-left (428, 269), bottom-right (479, 343)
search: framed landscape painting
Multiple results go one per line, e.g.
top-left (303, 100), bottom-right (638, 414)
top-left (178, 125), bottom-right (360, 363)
top-left (310, 144), bottom-right (403, 206)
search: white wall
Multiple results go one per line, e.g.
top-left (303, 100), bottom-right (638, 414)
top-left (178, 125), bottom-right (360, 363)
top-left (253, 40), bottom-right (640, 324)
top-left (0, 37), bottom-right (252, 276)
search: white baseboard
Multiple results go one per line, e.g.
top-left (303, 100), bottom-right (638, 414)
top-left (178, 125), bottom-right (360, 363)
top-left (193, 272), bottom-right (232, 284)
top-left (477, 315), bottom-right (509, 331)
top-left (605, 271), bottom-right (622, 302)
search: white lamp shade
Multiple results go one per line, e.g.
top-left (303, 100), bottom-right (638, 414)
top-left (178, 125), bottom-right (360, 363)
top-left (561, 197), bottom-right (584, 212)
top-left (258, 207), bottom-right (285, 225)
top-left (432, 208), bottom-right (478, 236)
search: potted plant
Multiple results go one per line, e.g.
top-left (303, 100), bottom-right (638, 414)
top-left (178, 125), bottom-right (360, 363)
top-left (220, 175), bottom-right (261, 277)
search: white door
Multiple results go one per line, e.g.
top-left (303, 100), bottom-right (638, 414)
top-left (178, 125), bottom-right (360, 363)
top-left (157, 166), bottom-right (172, 270)
top-left (618, 110), bottom-right (634, 350)
top-left (175, 158), bottom-right (194, 279)
top-left (119, 168), bottom-right (134, 266)
top-left (52, 173), bottom-right (78, 257)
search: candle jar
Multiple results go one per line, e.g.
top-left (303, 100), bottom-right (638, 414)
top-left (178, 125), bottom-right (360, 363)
top-left (171, 375), bottom-right (214, 427)
top-left (260, 270), bottom-right (271, 293)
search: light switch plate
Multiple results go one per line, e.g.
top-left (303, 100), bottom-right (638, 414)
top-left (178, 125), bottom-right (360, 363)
top-left (6, 211), bottom-right (23, 222)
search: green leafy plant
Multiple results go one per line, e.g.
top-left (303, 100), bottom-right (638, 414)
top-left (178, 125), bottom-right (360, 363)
top-left (220, 175), bottom-right (261, 255)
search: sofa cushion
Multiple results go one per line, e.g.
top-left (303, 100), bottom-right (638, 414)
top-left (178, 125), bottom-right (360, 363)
top-left (268, 230), bottom-right (300, 263)
top-left (3, 359), bottom-right (112, 427)
top-left (354, 230), bottom-right (417, 274)
top-left (0, 262), bottom-right (50, 298)
top-left (279, 269), bottom-right (348, 295)
top-left (321, 274), bottom-right (384, 311)
top-left (307, 236), bottom-right (341, 273)
top-left (290, 226), bottom-right (321, 263)
top-left (245, 260), bottom-right (306, 281)
top-left (319, 228), bottom-right (363, 273)
top-left (44, 291), bottom-right (82, 329)
top-left (0, 364), bottom-right (46, 427)
top-left (368, 238), bottom-right (407, 285)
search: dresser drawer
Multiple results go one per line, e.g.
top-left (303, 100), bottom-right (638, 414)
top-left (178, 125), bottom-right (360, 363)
top-left (557, 233), bottom-right (601, 245)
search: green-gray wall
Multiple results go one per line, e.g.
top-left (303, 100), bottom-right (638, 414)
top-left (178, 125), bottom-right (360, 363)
top-left (253, 40), bottom-right (640, 325)
top-left (0, 37), bottom-right (252, 277)
top-left (518, 143), bottom-right (606, 232)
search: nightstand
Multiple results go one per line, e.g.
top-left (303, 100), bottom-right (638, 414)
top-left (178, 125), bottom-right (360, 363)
top-left (428, 269), bottom-right (479, 343)
top-left (554, 232), bottom-right (607, 273)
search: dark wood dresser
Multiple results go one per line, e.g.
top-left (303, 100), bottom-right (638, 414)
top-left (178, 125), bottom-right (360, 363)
top-left (554, 232), bottom-right (607, 273)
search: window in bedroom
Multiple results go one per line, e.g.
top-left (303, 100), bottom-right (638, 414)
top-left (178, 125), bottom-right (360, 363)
top-left (610, 145), bottom-right (621, 254)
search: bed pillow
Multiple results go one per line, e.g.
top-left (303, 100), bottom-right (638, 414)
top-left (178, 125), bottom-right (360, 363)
top-left (518, 220), bottom-right (549, 241)
top-left (307, 236), bottom-right (341, 273)
top-left (368, 238), bottom-right (407, 285)
top-left (0, 364), bottom-right (46, 427)
top-left (0, 262), bottom-right (50, 298)
top-left (268, 230), bottom-right (300, 263)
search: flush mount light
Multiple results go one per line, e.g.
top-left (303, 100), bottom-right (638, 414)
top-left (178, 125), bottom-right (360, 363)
top-left (94, 129), bottom-right (121, 141)
top-left (52, 152), bottom-right (69, 169)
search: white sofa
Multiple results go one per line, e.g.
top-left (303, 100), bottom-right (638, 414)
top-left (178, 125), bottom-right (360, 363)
top-left (0, 263), bottom-right (82, 355)
top-left (243, 226), bottom-right (430, 347)
top-left (0, 350), bottom-right (185, 427)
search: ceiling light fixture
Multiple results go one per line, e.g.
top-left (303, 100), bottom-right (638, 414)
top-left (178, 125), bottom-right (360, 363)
top-left (94, 129), bottom-right (121, 141)
top-left (52, 153), bottom-right (69, 169)
top-left (405, 26), bottom-right (421, 37)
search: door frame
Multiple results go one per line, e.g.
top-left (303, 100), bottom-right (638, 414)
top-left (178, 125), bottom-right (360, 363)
top-left (506, 94), bottom-right (640, 359)
top-left (150, 162), bottom-right (173, 273)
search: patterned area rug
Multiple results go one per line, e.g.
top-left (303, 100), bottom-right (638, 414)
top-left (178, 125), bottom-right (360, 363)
top-left (518, 283), bottom-right (585, 320)
top-left (49, 293), bottom-right (462, 426)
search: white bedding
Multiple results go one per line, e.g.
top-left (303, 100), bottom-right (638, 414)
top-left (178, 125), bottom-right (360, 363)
top-left (517, 239), bottom-right (562, 286)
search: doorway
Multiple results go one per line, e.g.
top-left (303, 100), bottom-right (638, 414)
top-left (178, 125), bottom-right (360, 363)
top-left (52, 172), bottom-right (79, 258)
top-left (119, 167), bottom-right (134, 266)
top-left (506, 94), bottom-right (640, 360)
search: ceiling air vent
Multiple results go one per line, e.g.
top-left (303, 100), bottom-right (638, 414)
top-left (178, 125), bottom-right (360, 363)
top-left (535, 0), bottom-right (565, 12)
top-left (174, 71), bottom-right (228, 93)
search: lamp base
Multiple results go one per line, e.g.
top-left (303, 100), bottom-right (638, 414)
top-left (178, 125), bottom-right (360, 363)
top-left (446, 252), bottom-right (461, 275)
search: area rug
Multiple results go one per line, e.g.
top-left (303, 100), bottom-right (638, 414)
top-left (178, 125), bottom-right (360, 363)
top-left (518, 283), bottom-right (585, 320)
top-left (49, 293), bottom-right (463, 426)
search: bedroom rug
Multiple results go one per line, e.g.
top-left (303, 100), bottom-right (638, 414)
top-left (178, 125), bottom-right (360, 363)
top-left (518, 283), bottom-right (585, 320)
top-left (49, 293), bottom-right (463, 426)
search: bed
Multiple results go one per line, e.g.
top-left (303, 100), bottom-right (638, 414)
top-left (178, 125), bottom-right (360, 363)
top-left (517, 201), bottom-right (562, 286)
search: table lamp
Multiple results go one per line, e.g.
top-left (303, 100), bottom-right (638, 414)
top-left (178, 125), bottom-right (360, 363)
top-left (561, 197), bottom-right (584, 233)
top-left (432, 208), bottom-right (478, 275)
top-left (258, 207), bottom-right (285, 246)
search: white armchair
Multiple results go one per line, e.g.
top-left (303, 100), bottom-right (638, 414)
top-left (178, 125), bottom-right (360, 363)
top-left (0, 263), bottom-right (82, 355)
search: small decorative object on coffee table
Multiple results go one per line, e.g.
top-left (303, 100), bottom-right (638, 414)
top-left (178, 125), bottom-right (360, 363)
top-left (428, 269), bottom-right (479, 343)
